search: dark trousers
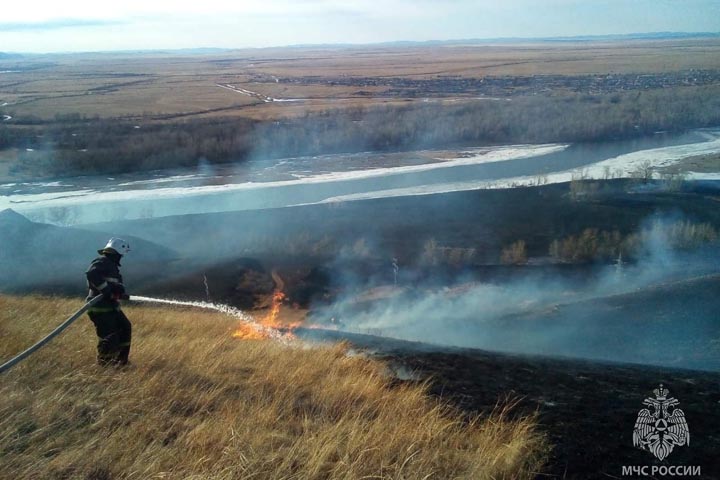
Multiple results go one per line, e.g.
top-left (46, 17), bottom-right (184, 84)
top-left (88, 309), bottom-right (132, 366)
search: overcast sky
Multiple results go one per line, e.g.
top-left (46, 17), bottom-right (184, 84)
top-left (1, 0), bottom-right (719, 53)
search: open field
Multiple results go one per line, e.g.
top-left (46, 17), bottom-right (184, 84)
top-left (2, 38), bottom-right (720, 181)
top-left (2, 39), bottom-right (720, 122)
top-left (0, 295), bottom-right (546, 479)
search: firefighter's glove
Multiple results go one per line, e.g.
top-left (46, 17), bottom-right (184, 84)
top-left (110, 283), bottom-right (126, 300)
top-left (100, 285), bottom-right (114, 299)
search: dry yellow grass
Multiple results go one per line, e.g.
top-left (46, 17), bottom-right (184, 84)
top-left (4, 39), bottom-right (720, 121)
top-left (0, 295), bottom-right (547, 479)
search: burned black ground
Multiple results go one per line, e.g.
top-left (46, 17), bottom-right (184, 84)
top-left (298, 328), bottom-right (720, 479)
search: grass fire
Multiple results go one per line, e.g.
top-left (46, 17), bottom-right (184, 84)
top-left (231, 271), bottom-right (303, 340)
top-left (231, 291), bottom-right (289, 340)
top-left (0, 295), bottom-right (547, 479)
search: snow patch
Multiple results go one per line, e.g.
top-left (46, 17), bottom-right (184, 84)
top-left (301, 137), bottom-right (720, 205)
top-left (0, 143), bottom-right (567, 210)
top-left (116, 174), bottom-right (202, 187)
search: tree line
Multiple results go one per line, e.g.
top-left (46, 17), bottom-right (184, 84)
top-left (2, 84), bottom-right (720, 179)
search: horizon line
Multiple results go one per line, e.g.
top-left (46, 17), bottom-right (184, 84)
top-left (1, 30), bottom-right (719, 57)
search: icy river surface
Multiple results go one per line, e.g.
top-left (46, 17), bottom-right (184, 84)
top-left (2, 128), bottom-right (720, 225)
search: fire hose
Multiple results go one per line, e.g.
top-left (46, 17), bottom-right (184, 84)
top-left (0, 295), bottom-right (104, 375)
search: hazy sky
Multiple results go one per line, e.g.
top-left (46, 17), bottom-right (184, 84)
top-left (1, 0), bottom-right (719, 53)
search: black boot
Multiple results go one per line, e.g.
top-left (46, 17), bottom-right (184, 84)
top-left (117, 344), bottom-right (131, 366)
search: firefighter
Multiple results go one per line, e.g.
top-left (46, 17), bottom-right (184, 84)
top-left (86, 238), bottom-right (132, 366)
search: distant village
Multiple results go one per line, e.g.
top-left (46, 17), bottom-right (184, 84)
top-left (262, 69), bottom-right (720, 97)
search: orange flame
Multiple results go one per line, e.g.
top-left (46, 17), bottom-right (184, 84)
top-left (263, 290), bottom-right (286, 329)
top-left (232, 276), bottom-right (302, 340)
top-left (231, 322), bottom-right (266, 340)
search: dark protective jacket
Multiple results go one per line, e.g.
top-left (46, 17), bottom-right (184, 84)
top-left (85, 254), bottom-right (125, 309)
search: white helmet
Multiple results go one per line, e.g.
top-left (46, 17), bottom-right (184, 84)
top-left (99, 237), bottom-right (131, 255)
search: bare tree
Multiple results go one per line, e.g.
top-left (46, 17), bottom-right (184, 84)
top-left (500, 240), bottom-right (527, 265)
top-left (660, 171), bottom-right (686, 191)
top-left (633, 159), bottom-right (654, 182)
top-left (603, 165), bottom-right (612, 180)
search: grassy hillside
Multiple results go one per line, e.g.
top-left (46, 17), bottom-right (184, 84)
top-left (0, 295), bottom-right (546, 479)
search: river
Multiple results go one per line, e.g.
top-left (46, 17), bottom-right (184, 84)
top-left (1, 128), bottom-right (719, 225)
